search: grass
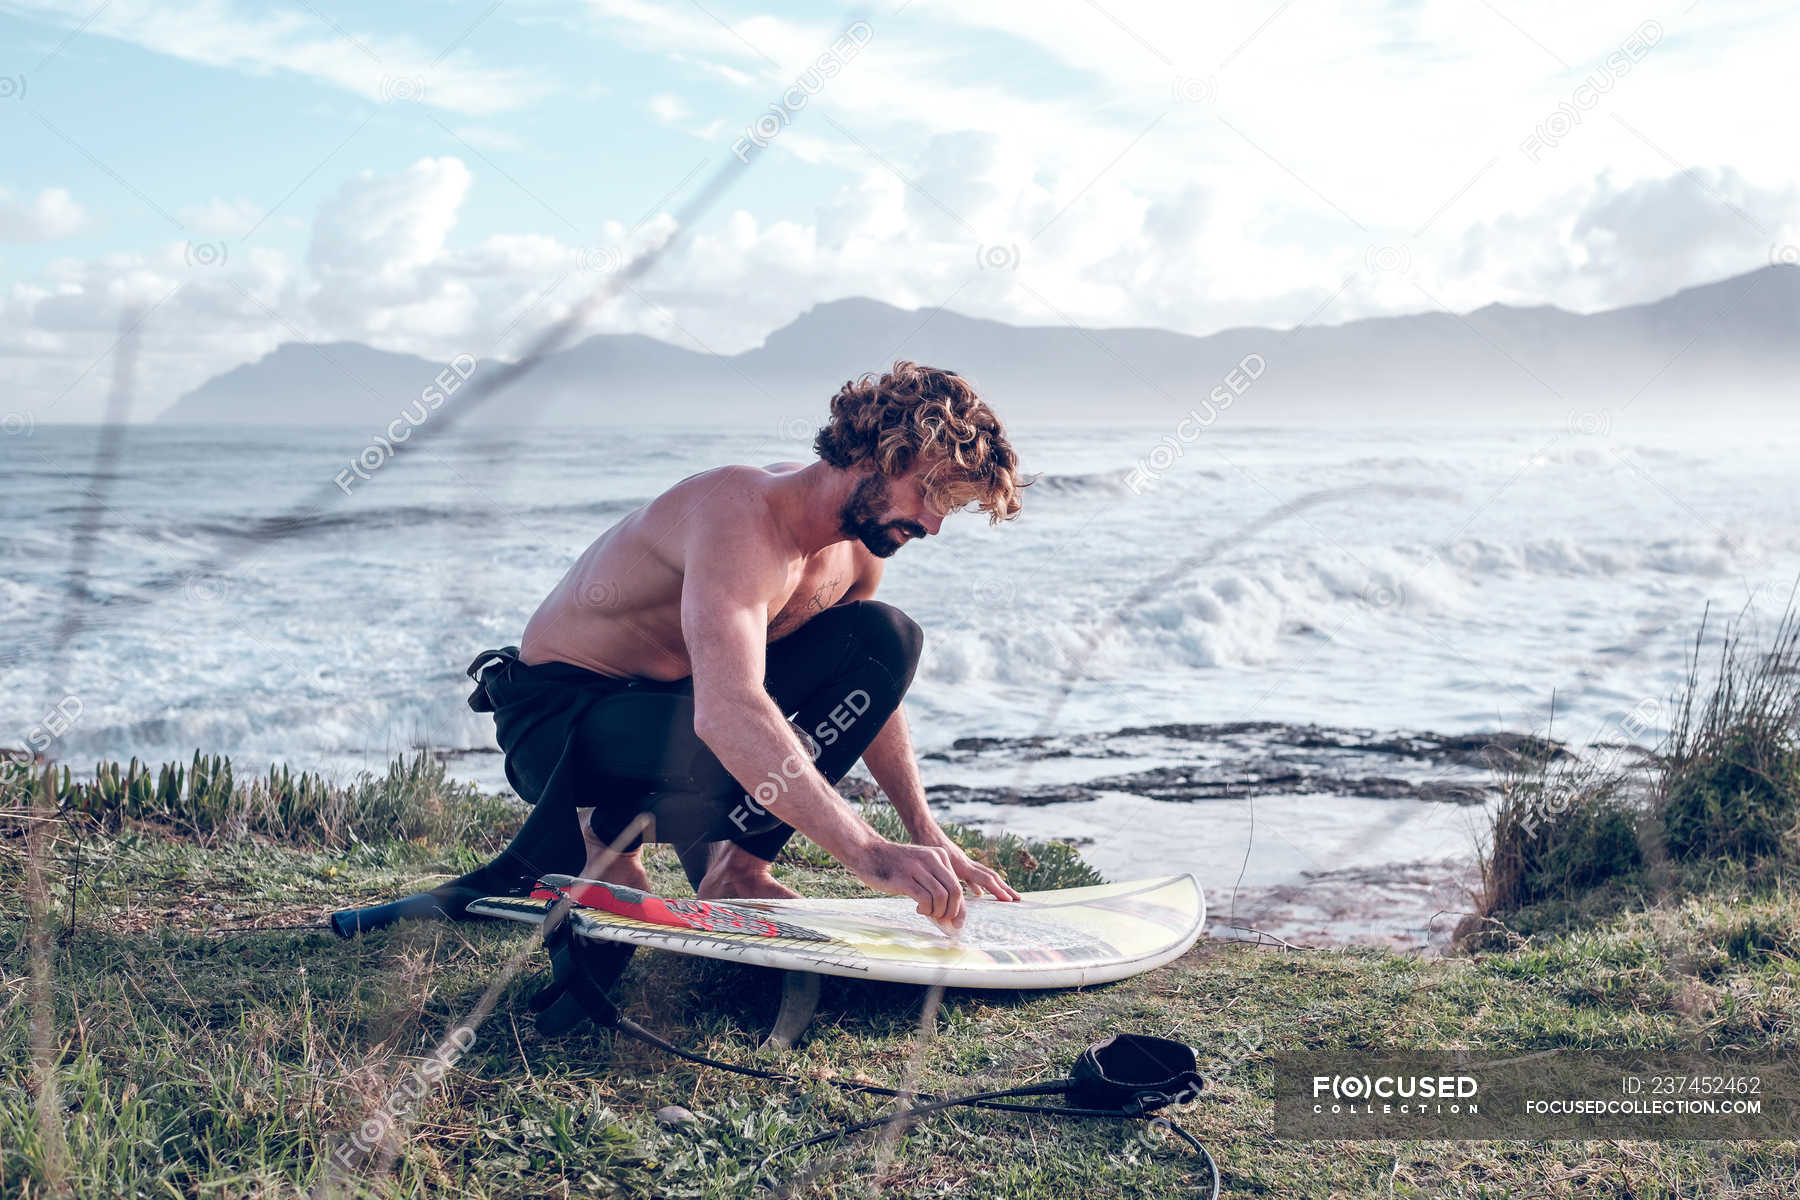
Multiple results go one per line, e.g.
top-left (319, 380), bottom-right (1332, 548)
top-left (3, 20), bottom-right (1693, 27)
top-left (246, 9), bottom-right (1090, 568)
top-left (18, 751), bottom-right (523, 852)
top-left (1471, 733), bottom-right (1648, 923)
top-left (1469, 601), bottom-right (1800, 942)
top-left (1660, 605), bottom-right (1800, 867)
top-left (2, 736), bottom-right (1798, 1198)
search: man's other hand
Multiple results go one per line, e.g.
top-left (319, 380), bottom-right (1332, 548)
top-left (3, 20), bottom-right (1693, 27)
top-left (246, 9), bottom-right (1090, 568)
top-left (925, 835), bottom-right (1021, 903)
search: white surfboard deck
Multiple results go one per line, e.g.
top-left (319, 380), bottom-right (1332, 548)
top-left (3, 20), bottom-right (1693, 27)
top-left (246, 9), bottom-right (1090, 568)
top-left (469, 873), bottom-right (1204, 989)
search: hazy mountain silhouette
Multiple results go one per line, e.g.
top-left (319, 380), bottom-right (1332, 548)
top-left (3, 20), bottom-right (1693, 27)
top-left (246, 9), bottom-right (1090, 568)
top-left (156, 264), bottom-right (1800, 427)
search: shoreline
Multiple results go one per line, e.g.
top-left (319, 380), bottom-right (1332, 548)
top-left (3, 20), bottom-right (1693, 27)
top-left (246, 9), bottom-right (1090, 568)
top-left (435, 717), bottom-right (1570, 954)
top-left (8, 738), bottom-right (1795, 1197)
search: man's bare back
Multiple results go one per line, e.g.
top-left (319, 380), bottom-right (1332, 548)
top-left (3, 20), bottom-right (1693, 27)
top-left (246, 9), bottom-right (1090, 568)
top-left (520, 463), bottom-right (877, 680)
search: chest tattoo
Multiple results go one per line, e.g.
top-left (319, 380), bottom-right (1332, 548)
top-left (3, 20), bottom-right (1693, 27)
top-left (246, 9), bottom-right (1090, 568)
top-left (808, 577), bottom-right (841, 612)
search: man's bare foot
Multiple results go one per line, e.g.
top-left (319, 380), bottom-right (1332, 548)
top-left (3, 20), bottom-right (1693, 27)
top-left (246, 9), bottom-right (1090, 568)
top-left (582, 846), bottom-right (650, 892)
top-left (576, 805), bottom-right (651, 891)
top-left (696, 843), bottom-right (800, 901)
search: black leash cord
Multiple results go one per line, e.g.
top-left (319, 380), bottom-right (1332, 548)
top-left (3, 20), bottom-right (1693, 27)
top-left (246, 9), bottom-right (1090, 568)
top-left (616, 1016), bottom-right (1064, 1105)
top-left (611, 1017), bottom-right (1221, 1199)
top-left (321, 898), bottom-right (1219, 1194)
top-left (755, 1086), bottom-right (1221, 1200)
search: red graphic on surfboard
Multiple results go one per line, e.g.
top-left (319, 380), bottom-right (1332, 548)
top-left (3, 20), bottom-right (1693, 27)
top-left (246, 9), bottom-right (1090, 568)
top-left (532, 877), bottom-right (829, 941)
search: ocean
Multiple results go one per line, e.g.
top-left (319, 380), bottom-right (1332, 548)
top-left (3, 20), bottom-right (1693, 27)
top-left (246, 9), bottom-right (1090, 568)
top-left (6, 421), bottom-right (1796, 947)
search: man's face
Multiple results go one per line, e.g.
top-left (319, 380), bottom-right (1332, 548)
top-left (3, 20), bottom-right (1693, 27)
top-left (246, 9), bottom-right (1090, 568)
top-left (838, 465), bottom-right (947, 558)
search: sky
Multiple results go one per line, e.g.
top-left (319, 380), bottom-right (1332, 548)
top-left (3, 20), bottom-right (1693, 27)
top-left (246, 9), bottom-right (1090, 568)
top-left (2, 0), bottom-right (1798, 422)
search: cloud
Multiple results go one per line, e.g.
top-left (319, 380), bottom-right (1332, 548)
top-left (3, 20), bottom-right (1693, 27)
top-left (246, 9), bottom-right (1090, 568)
top-left (647, 93), bottom-right (687, 123)
top-left (0, 186), bottom-right (88, 240)
top-left (670, 53), bottom-right (756, 88)
top-left (2, 0), bottom-right (551, 115)
top-left (584, 0), bottom-right (1800, 320)
top-left (1570, 169), bottom-right (1800, 299)
top-left (1, 237), bottom-right (299, 424)
top-left (176, 197), bottom-right (266, 237)
top-left (10, 141), bottom-right (1795, 425)
top-left (307, 157), bottom-right (472, 277)
top-left (7, 1), bottom-right (1800, 419)
top-left (1456, 168), bottom-right (1800, 311)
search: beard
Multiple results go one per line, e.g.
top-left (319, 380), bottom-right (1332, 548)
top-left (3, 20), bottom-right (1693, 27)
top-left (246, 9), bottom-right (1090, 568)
top-left (838, 473), bottom-right (926, 558)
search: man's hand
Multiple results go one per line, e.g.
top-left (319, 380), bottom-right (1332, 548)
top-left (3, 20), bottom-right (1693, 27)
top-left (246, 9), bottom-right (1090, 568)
top-left (853, 703), bottom-right (1022, 905)
top-left (849, 840), bottom-right (968, 932)
top-left (923, 833), bottom-right (1021, 902)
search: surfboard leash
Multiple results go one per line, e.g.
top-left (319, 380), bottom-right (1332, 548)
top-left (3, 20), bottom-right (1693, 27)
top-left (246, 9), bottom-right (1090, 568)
top-left (530, 915), bottom-right (1221, 1198)
top-left (323, 883), bottom-right (1219, 1193)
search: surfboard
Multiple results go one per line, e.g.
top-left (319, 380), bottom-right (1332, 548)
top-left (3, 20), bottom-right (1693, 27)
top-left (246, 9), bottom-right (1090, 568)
top-left (467, 873), bottom-right (1204, 989)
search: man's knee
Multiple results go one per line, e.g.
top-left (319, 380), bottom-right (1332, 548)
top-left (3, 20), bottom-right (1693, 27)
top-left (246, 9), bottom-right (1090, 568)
top-left (848, 600), bottom-right (923, 690)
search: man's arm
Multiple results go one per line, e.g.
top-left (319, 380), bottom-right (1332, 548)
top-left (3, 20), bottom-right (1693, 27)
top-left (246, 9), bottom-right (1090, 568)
top-left (840, 551), bottom-right (1018, 901)
top-left (859, 704), bottom-right (1021, 901)
top-left (679, 493), bottom-right (969, 928)
top-left (841, 552), bottom-right (884, 603)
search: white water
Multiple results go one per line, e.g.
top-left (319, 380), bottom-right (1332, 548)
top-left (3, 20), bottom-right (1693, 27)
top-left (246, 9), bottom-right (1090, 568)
top-left (5, 421), bottom-right (1796, 941)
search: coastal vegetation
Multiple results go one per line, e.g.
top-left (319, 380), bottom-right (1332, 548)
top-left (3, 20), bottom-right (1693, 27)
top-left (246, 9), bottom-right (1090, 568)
top-left (3, 604), bottom-right (1796, 1197)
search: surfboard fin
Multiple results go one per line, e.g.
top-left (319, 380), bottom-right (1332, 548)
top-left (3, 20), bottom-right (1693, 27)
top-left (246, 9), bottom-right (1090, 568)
top-left (761, 971), bottom-right (821, 1051)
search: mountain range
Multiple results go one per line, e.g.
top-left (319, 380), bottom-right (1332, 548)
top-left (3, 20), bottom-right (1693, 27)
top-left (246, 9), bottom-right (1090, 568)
top-left (156, 264), bottom-right (1799, 427)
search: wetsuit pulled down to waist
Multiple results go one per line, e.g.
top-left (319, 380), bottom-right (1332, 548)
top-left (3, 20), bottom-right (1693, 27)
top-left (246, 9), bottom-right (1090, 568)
top-left (452, 599), bottom-right (922, 898)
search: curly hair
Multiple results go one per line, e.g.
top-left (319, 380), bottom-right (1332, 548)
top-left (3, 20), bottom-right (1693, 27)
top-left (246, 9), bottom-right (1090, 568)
top-left (813, 361), bottom-right (1026, 523)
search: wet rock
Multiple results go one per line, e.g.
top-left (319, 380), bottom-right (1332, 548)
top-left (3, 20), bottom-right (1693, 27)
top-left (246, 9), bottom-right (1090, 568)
top-left (913, 720), bottom-right (1573, 807)
top-left (931, 721), bottom-right (1567, 769)
top-left (926, 782), bottom-right (1096, 807)
top-left (1113, 721), bottom-right (1291, 741)
top-left (834, 776), bottom-right (882, 802)
top-left (1414, 780), bottom-right (1493, 805)
top-left (928, 767), bottom-right (1494, 808)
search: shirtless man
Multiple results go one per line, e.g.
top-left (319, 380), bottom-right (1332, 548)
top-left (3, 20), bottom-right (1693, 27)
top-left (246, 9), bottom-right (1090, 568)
top-left (452, 361), bottom-right (1027, 930)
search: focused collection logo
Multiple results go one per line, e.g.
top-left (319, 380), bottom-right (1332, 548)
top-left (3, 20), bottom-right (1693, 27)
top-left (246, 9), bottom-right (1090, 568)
top-left (1312, 1072), bottom-right (1480, 1114)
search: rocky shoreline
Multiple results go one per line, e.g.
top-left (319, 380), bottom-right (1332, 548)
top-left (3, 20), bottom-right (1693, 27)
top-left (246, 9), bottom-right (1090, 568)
top-left (918, 721), bottom-right (1573, 807)
top-left (441, 720), bottom-right (1654, 955)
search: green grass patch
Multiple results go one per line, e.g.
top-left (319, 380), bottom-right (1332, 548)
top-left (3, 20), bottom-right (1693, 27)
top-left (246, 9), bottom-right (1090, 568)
top-left (1469, 736), bottom-right (1648, 932)
top-left (1471, 599), bottom-right (1800, 941)
top-left (1661, 605), bottom-right (1800, 866)
top-left (5, 749), bottom-right (1800, 1197)
top-left (5, 750), bottom-right (524, 853)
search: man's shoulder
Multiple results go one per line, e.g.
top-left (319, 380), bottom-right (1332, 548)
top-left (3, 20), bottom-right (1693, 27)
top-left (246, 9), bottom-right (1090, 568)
top-left (668, 462), bottom-right (802, 489)
top-left (648, 464), bottom-right (784, 545)
top-left (659, 463), bottom-right (778, 505)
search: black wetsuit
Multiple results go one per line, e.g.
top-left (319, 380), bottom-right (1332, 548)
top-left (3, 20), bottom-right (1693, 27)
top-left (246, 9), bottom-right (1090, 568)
top-left (450, 600), bottom-right (922, 896)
